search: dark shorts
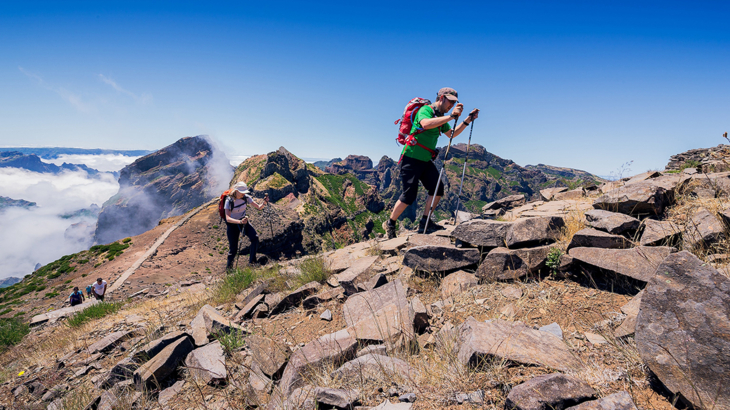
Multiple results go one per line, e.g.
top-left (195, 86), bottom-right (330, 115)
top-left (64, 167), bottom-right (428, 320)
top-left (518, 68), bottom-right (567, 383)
top-left (70, 300), bottom-right (82, 307)
top-left (93, 293), bottom-right (105, 301)
top-left (398, 155), bottom-right (445, 205)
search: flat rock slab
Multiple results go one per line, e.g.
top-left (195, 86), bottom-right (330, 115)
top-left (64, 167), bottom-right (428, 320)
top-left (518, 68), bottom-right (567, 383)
top-left (330, 353), bottom-right (417, 384)
top-left (569, 246), bottom-right (674, 282)
top-left (483, 194), bottom-right (526, 210)
top-left (379, 236), bottom-right (409, 253)
top-left (192, 304), bottom-right (246, 346)
top-left (565, 391), bottom-right (637, 410)
top-left (30, 299), bottom-right (99, 327)
top-left (476, 245), bottom-right (552, 280)
top-left (158, 380), bottom-right (185, 407)
top-left (87, 330), bottom-right (134, 354)
top-left (406, 234), bottom-right (451, 247)
top-left (335, 255), bottom-right (378, 295)
top-left (584, 209), bottom-right (640, 235)
top-left (457, 318), bottom-right (581, 372)
top-left (277, 329), bottom-right (358, 398)
top-left (553, 188), bottom-right (584, 201)
top-left (506, 216), bottom-right (565, 248)
top-left (636, 251), bottom-right (730, 410)
top-left (568, 228), bottom-right (631, 250)
top-left (683, 208), bottom-right (726, 249)
top-left (134, 335), bottom-right (194, 388)
top-left (505, 373), bottom-right (596, 410)
top-left (639, 219), bottom-right (681, 246)
top-left (270, 281), bottom-right (320, 314)
top-left (501, 286), bottom-right (523, 299)
top-left (403, 245), bottom-right (480, 272)
top-left (325, 245), bottom-right (372, 273)
top-left (593, 181), bottom-right (671, 216)
top-left (234, 293), bottom-right (265, 321)
top-left (451, 220), bottom-right (512, 248)
top-left (343, 279), bottom-right (414, 343)
top-left (540, 187), bottom-right (569, 201)
top-left (441, 270), bottom-right (479, 299)
top-left (248, 335), bottom-right (290, 378)
top-left (302, 287), bottom-right (345, 310)
top-left (135, 331), bottom-right (189, 361)
top-left (185, 341), bottom-right (226, 384)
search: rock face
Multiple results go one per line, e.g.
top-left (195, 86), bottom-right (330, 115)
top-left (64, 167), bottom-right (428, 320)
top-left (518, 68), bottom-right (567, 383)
top-left (457, 318), bottom-right (581, 372)
top-left (190, 304), bottom-right (244, 346)
top-left (134, 335), bottom-right (194, 388)
top-left (185, 341), bottom-right (226, 384)
top-left (505, 217), bottom-right (564, 248)
top-left (567, 228), bottom-right (631, 250)
top-left (636, 251), bottom-right (730, 410)
top-left (477, 246), bottom-right (552, 280)
top-left (569, 246), bottom-right (674, 282)
top-left (584, 210), bottom-right (640, 235)
top-left (402, 245), bottom-right (480, 272)
top-left (565, 392), bottom-right (637, 410)
top-left (593, 181), bottom-right (671, 216)
top-left (505, 373), bottom-right (596, 410)
top-left (683, 208), bottom-right (726, 249)
top-left (639, 219), bottom-right (681, 246)
top-left (248, 335), bottom-right (291, 378)
top-left (95, 136), bottom-right (231, 244)
top-left (342, 279), bottom-right (414, 343)
top-left (451, 220), bottom-right (512, 248)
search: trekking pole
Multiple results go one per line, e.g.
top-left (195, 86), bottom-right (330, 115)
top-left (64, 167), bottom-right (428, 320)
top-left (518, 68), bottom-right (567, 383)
top-left (454, 119), bottom-right (475, 224)
top-left (264, 193), bottom-right (274, 237)
top-left (423, 116), bottom-right (459, 234)
top-left (234, 220), bottom-right (245, 270)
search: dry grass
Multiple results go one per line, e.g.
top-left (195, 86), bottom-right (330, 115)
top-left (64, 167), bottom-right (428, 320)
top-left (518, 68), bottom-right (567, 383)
top-left (556, 207), bottom-right (588, 249)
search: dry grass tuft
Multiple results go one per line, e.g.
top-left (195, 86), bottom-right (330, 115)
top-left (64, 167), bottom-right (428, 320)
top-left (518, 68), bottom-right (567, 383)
top-left (556, 207), bottom-right (588, 249)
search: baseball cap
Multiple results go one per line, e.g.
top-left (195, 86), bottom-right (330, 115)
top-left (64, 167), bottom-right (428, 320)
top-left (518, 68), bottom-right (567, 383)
top-left (437, 87), bottom-right (459, 102)
top-left (232, 182), bottom-right (250, 194)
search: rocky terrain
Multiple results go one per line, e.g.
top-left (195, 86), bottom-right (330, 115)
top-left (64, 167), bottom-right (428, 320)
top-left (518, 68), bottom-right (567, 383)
top-left (1, 143), bottom-right (729, 410)
top-left (93, 136), bottom-right (233, 245)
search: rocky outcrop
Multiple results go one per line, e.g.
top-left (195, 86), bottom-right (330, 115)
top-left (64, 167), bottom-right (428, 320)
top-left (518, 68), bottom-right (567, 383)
top-left (567, 228), bottom-right (631, 250)
top-left (593, 181), bottom-right (671, 216)
top-left (636, 251), bottom-right (730, 410)
top-left (505, 373), bottom-right (596, 410)
top-left (403, 245), bottom-right (480, 272)
top-left (569, 246), bottom-right (674, 282)
top-left (477, 246), bottom-right (552, 280)
top-left (451, 220), bottom-right (512, 248)
top-left (95, 136), bottom-right (232, 244)
top-left (665, 144), bottom-right (730, 173)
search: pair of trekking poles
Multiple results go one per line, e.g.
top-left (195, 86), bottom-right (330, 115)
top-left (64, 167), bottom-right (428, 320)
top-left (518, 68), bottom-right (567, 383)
top-left (422, 114), bottom-right (476, 234)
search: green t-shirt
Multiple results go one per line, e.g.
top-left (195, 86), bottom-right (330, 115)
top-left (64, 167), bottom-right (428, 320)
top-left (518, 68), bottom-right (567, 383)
top-left (402, 105), bottom-right (452, 162)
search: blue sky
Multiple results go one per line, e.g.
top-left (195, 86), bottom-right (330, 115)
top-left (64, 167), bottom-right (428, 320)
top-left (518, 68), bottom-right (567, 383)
top-left (1, 1), bottom-right (728, 176)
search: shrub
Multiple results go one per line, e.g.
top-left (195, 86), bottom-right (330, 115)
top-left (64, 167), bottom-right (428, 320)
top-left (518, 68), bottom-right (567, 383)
top-left (122, 237), bottom-right (132, 243)
top-left (214, 328), bottom-right (247, 355)
top-left (0, 318), bottom-right (29, 348)
top-left (295, 256), bottom-right (331, 288)
top-left (45, 291), bottom-right (60, 298)
top-left (546, 247), bottom-right (563, 276)
top-left (0, 308), bottom-right (12, 316)
top-left (213, 267), bottom-right (257, 304)
top-left (66, 301), bottom-right (123, 327)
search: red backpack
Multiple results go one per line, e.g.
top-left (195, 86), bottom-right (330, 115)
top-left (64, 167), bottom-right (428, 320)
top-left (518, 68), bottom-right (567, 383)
top-left (394, 98), bottom-right (437, 158)
top-left (218, 190), bottom-right (231, 221)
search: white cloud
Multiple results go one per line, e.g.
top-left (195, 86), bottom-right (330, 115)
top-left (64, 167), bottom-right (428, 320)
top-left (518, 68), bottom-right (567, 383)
top-left (98, 74), bottom-right (152, 104)
top-left (0, 167), bottom-right (120, 279)
top-left (43, 154), bottom-right (141, 173)
top-left (19, 66), bottom-right (95, 113)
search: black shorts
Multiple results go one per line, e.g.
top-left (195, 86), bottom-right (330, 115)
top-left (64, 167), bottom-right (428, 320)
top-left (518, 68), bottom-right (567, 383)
top-left (398, 155), bottom-right (445, 205)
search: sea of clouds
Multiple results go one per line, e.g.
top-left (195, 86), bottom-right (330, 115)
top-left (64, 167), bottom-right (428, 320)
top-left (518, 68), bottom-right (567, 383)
top-left (0, 158), bottom-right (135, 280)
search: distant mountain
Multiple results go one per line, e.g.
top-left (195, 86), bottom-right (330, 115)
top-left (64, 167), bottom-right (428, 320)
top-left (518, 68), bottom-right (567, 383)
top-left (0, 151), bottom-right (104, 175)
top-left (0, 277), bottom-right (21, 288)
top-left (0, 147), bottom-right (151, 159)
top-left (313, 158), bottom-right (341, 171)
top-left (0, 196), bottom-right (36, 211)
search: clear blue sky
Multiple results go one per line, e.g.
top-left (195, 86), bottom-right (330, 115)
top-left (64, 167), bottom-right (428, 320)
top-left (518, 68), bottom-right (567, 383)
top-left (1, 1), bottom-right (728, 176)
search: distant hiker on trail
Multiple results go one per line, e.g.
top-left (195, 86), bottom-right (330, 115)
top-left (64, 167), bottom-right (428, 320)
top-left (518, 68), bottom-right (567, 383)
top-left (225, 181), bottom-right (269, 270)
top-left (69, 286), bottom-right (85, 306)
top-left (384, 87), bottom-right (479, 238)
top-left (85, 284), bottom-right (93, 298)
top-left (92, 278), bottom-right (107, 301)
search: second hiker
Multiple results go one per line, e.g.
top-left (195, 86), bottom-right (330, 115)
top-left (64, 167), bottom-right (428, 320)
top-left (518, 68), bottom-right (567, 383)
top-left (225, 182), bottom-right (269, 270)
top-left (384, 87), bottom-right (479, 238)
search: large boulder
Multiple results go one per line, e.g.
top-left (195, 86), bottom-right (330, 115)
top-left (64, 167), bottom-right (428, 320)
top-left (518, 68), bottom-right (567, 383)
top-left (342, 279), bottom-right (414, 343)
top-left (505, 216), bottom-right (565, 248)
top-left (639, 219), bottom-right (681, 246)
top-left (636, 251), bottom-right (730, 410)
top-left (248, 335), bottom-right (290, 379)
top-left (451, 220), bottom-right (512, 248)
top-left (441, 270), bottom-right (479, 299)
top-left (505, 373), bottom-right (596, 410)
top-left (683, 208), bottom-right (726, 250)
top-left (476, 245), bottom-right (552, 281)
top-left (457, 318), bottom-right (581, 372)
top-left (540, 187), bottom-right (569, 201)
top-left (592, 181), bottom-right (671, 216)
top-left (185, 341), bottom-right (227, 385)
top-left (134, 331), bottom-right (189, 362)
top-left (568, 246), bottom-right (674, 282)
top-left (133, 335), bottom-right (194, 388)
top-left (584, 210), bottom-right (640, 235)
top-left (567, 228), bottom-right (631, 250)
top-left (565, 392), bottom-right (637, 410)
top-left (276, 329), bottom-right (358, 398)
top-left (335, 255), bottom-right (379, 295)
top-left (402, 245), bottom-right (480, 272)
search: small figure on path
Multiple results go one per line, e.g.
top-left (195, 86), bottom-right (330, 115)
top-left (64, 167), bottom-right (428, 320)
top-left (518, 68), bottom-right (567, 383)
top-left (69, 286), bottom-right (85, 306)
top-left (85, 284), bottom-right (93, 298)
top-left (224, 182), bottom-right (269, 271)
top-left (92, 277), bottom-right (107, 301)
top-left (384, 87), bottom-right (479, 238)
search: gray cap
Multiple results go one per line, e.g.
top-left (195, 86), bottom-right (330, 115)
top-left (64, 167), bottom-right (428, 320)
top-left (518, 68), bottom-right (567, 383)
top-left (437, 87), bottom-right (459, 101)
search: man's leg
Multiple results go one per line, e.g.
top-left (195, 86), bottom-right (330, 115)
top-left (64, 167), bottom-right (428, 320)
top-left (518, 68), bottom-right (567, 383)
top-left (419, 160), bottom-right (446, 232)
top-left (383, 157), bottom-right (421, 239)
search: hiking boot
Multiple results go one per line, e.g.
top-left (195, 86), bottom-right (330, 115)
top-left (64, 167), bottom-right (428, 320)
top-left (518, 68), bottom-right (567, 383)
top-left (383, 220), bottom-right (396, 239)
top-left (418, 218), bottom-right (445, 234)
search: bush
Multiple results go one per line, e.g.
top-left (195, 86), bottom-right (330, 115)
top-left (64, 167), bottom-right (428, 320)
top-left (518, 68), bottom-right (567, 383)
top-left (214, 328), bottom-right (246, 355)
top-left (122, 237), bottom-right (132, 243)
top-left (213, 267), bottom-right (257, 304)
top-left (66, 301), bottom-right (123, 327)
top-left (45, 291), bottom-right (60, 298)
top-left (546, 247), bottom-right (563, 276)
top-left (295, 256), bottom-right (331, 288)
top-left (0, 318), bottom-right (29, 348)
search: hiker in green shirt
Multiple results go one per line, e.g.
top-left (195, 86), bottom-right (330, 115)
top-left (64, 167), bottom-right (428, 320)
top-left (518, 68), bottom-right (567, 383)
top-left (383, 87), bottom-right (479, 238)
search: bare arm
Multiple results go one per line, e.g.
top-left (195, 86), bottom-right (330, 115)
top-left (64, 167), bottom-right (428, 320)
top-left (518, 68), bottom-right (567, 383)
top-left (225, 208), bottom-right (242, 224)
